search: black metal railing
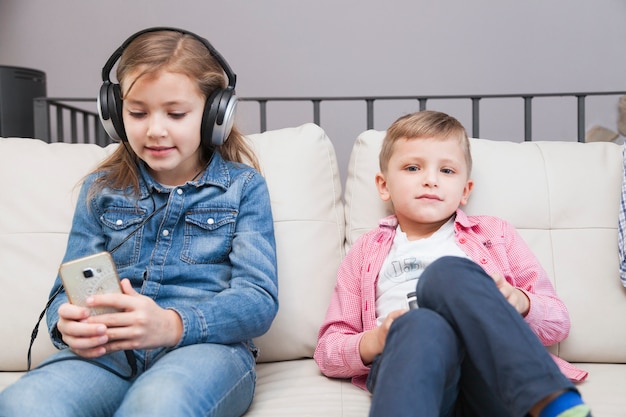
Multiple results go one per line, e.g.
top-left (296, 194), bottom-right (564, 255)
top-left (33, 91), bottom-right (626, 146)
top-left (33, 97), bottom-right (109, 146)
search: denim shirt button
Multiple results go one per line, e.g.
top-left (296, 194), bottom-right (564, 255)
top-left (207, 218), bottom-right (215, 225)
top-left (116, 219), bottom-right (123, 226)
top-left (162, 230), bottom-right (170, 237)
top-left (176, 189), bottom-right (183, 195)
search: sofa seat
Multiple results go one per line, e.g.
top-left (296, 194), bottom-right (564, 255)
top-left (573, 363), bottom-right (626, 416)
top-left (248, 360), bottom-right (370, 416)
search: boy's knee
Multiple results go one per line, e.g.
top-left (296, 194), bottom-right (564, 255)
top-left (418, 256), bottom-right (468, 292)
top-left (387, 309), bottom-right (458, 355)
top-left (421, 256), bottom-right (488, 288)
top-left (417, 256), bottom-right (491, 308)
top-left (389, 308), bottom-right (448, 335)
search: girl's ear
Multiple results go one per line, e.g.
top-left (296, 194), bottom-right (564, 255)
top-left (375, 172), bottom-right (391, 202)
top-left (459, 178), bottom-right (474, 206)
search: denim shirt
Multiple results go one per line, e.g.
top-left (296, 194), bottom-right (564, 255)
top-left (46, 151), bottom-right (278, 353)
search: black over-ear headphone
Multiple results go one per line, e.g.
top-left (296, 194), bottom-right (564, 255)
top-left (98, 27), bottom-right (238, 147)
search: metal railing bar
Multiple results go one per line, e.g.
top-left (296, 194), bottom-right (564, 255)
top-left (312, 100), bottom-right (321, 126)
top-left (523, 97), bottom-right (533, 142)
top-left (258, 100), bottom-right (267, 133)
top-left (55, 107), bottom-right (63, 141)
top-left (577, 95), bottom-right (586, 143)
top-left (82, 113), bottom-right (90, 143)
top-left (471, 97), bottom-right (481, 138)
top-left (240, 91), bottom-right (626, 138)
top-left (70, 110), bottom-right (78, 143)
top-left (33, 92), bottom-right (626, 145)
top-left (366, 99), bottom-right (374, 130)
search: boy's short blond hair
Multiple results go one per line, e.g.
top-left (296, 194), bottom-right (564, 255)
top-left (379, 111), bottom-right (472, 175)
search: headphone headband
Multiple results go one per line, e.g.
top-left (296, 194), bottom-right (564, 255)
top-left (101, 27), bottom-right (236, 89)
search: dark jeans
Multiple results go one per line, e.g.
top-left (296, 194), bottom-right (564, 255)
top-left (366, 256), bottom-right (575, 417)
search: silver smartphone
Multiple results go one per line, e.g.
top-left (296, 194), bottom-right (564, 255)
top-left (58, 251), bottom-right (122, 315)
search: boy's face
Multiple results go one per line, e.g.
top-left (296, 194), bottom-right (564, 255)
top-left (375, 137), bottom-right (473, 240)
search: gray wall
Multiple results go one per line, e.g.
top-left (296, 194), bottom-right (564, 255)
top-left (1, 0), bottom-right (625, 178)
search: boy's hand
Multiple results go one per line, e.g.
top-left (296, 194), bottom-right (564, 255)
top-left (359, 309), bottom-right (407, 365)
top-left (491, 273), bottom-right (530, 316)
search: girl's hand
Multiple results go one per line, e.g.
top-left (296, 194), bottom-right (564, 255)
top-left (359, 309), bottom-right (407, 365)
top-left (56, 302), bottom-right (109, 358)
top-left (84, 279), bottom-right (183, 354)
top-left (491, 273), bottom-right (530, 316)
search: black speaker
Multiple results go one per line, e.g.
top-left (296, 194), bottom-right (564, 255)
top-left (0, 66), bottom-right (46, 138)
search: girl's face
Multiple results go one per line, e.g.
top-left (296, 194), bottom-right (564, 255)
top-left (375, 137), bottom-right (473, 240)
top-left (122, 69), bottom-right (206, 186)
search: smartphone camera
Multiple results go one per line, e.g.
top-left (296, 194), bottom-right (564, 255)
top-left (82, 268), bottom-right (95, 279)
top-left (406, 291), bottom-right (418, 310)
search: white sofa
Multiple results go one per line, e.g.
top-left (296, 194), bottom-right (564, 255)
top-left (1, 123), bottom-right (625, 416)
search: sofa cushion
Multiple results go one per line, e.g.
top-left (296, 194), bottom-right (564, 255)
top-left (0, 138), bottom-right (118, 371)
top-left (248, 123), bottom-right (345, 362)
top-left (344, 129), bottom-right (626, 364)
top-left (246, 359), bottom-right (370, 416)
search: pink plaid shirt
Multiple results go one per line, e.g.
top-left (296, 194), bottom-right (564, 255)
top-left (314, 209), bottom-right (588, 390)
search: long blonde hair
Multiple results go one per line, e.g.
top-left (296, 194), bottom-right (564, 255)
top-left (93, 29), bottom-right (259, 195)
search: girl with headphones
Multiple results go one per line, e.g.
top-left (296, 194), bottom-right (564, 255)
top-left (0, 28), bottom-right (278, 417)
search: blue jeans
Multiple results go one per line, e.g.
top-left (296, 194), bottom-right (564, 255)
top-left (366, 256), bottom-right (575, 417)
top-left (0, 343), bottom-right (256, 417)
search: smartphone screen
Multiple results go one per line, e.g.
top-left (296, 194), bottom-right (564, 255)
top-left (58, 251), bottom-right (122, 315)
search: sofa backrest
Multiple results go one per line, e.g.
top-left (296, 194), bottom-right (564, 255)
top-left (344, 129), bottom-right (626, 364)
top-left (0, 124), bottom-right (345, 370)
top-left (0, 138), bottom-right (117, 370)
top-left (247, 124), bottom-right (345, 362)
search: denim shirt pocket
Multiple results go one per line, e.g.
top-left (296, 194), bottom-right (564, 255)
top-left (182, 208), bottom-right (237, 264)
top-left (100, 208), bottom-right (146, 268)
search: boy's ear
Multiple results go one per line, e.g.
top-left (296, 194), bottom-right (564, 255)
top-left (459, 178), bottom-right (474, 206)
top-left (375, 172), bottom-right (391, 202)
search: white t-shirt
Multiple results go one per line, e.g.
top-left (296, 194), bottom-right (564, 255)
top-left (375, 217), bottom-right (468, 325)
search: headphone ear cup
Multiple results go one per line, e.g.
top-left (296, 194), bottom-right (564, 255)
top-left (98, 81), bottom-right (127, 142)
top-left (201, 87), bottom-right (237, 147)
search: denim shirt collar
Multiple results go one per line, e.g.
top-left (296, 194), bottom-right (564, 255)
top-left (136, 151), bottom-right (232, 197)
